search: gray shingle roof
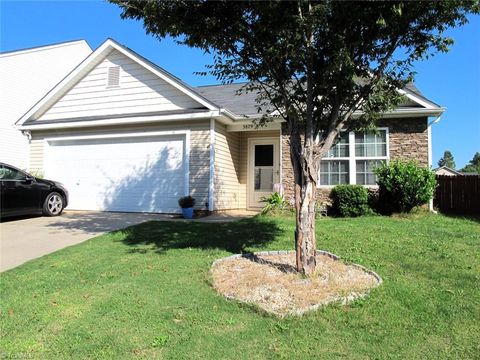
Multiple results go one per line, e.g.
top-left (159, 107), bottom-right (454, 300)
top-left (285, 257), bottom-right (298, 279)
top-left (196, 82), bottom-right (265, 116)
top-left (196, 81), bottom-right (438, 118)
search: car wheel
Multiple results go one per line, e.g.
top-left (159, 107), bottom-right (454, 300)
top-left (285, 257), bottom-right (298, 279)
top-left (43, 192), bottom-right (64, 216)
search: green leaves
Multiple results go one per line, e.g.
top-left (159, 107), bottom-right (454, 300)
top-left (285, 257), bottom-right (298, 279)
top-left (374, 160), bottom-right (437, 213)
top-left (330, 185), bottom-right (373, 217)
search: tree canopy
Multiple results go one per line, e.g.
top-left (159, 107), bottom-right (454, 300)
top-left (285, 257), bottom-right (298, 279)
top-left (110, 0), bottom-right (479, 274)
top-left (438, 150), bottom-right (456, 169)
top-left (460, 152), bottom-right (480, 173)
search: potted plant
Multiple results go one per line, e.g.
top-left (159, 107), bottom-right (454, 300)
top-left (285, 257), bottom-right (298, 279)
top-left (178, 195), bottom-right (195, 219)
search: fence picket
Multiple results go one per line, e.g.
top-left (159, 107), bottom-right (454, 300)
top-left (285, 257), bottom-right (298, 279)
top-left (434, 175), bottom-right (480, 214)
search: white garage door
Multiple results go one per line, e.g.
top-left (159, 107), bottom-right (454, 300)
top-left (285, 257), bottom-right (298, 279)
top-left (44, 133), bottom-right (188, 213)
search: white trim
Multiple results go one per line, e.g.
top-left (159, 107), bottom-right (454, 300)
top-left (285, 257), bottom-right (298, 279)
top-left (279, 129), bottom-right (283, 194)
top-left (44, 129), bottom-right (191, 205)
top-left (318, 127), bottom-right (390, 188)
top-left (16, 38), bottom-right (218, 125)
top-left (184, 131), bottom-right (190, 197)
top-left (18, 111), bottom-right (219, 131)
top-left (247, 137), bottom-right (280, 209)
top-left (427, 120), bottom-right (432, 169)
top-left (43, 129), bottom-right (190, 142)
top-left (227, 122), bottom-right (282, 132)
top-left (208, 118), bottom-right (215, 212)
top-left (397, 88), bottom-right (438, 110)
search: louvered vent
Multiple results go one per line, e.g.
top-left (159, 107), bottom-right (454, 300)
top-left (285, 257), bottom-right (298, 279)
top-left (107, 66), bottom-right (120, 87)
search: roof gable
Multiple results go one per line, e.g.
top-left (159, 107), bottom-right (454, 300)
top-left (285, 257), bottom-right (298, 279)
top-left (17, 39), bottom-right (218, 125)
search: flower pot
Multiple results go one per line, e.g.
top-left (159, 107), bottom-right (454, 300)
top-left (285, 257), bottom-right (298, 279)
top-left (181, 207), bottom-right (194, 219)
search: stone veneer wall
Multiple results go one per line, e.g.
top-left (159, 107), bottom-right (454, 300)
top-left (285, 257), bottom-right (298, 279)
top-left (281, 117), bottom-right (428, 205)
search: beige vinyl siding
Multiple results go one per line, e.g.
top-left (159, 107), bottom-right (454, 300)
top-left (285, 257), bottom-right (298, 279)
top-left (28, 120), bottom-right (210, 210)
top-left (238, 130), bottom-right (281, 209)
top-left (214, 123), bottom-right (241, 210)
top-left (37, 49), bottom-right (202, 121)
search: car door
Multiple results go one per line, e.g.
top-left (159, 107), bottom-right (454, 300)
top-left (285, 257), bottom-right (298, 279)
top-left (0, 165), bottom-right (41, 216)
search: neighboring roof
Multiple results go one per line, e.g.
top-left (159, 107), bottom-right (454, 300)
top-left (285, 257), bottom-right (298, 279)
top-left (0, 39), bottom-right (90, 57)
top-left (434, 166), bottom-right (463, 175)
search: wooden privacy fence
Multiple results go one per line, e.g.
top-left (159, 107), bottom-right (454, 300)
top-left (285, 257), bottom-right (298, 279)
top-left (434, 175), bottom-right (480, 214)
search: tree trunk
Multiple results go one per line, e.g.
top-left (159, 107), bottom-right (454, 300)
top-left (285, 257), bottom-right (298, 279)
top-left (290, 131), bottom-right (318, 276)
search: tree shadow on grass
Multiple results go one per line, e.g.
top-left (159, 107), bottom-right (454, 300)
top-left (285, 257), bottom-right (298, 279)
top-left (437, 212), bottom-right (480, 224)
top-left (119, 217), bottom-right (284, 255)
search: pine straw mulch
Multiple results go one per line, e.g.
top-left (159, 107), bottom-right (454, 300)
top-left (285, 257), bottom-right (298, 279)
top-left (210, 251), bottom-right (382, 317)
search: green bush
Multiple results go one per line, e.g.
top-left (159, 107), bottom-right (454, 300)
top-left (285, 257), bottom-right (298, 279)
top-left (260, 192), bottom-right (288, 215)
top-left (374, 160), bottom-right (437, 213)
top-left (331, 185), bottom-right (372, 217)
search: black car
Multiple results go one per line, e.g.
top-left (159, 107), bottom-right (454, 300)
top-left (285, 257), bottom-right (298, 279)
top-left (0, 163), bottom-right (68, 218)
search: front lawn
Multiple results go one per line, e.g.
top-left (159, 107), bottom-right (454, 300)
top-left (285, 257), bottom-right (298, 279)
top-left (1, 214), bottom-right (479, 359)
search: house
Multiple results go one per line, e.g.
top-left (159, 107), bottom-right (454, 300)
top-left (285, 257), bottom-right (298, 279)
top-left (0, 40), bottom-right (92, 169)
top-left (434, 166), bottom-right (463, 176)
top-left (434, 166), bottom-right (479, 176)
top-left (15, 38), bottom-right (444, 213)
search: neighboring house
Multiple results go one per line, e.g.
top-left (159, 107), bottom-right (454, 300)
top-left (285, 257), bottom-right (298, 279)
top-left (434, 166), bottom-right (479, 176)
top-left (15, 38), bottom-right (444, 213)
top-left (0, 40), bottom-right (92, 169)
top-left (434, 166), bottom-right (463, 176)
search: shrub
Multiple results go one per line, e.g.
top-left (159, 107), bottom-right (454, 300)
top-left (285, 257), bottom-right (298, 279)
top-left (260, 192), bottom-right (288, 215)
top-left (178, 195), bottom-right (195, 208)
top-left (331, 185), bottom-right (372, 217)
top-left (374, 160), bottom-right (437, 213)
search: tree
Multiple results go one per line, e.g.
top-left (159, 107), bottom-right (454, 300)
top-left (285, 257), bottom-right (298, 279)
top-left (110, 0), bottom-right (478, 275)
top-left (460, 152), bottom-right (480, 173)
top-left (438, 150), bottom-right (456, 169)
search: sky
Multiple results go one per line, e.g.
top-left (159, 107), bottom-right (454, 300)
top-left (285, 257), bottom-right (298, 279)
top-left (1, 1), bottom-right (479, 169)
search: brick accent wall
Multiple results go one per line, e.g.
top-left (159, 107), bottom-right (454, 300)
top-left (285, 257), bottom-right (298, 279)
top-left (281, 117), bottom-right (429, 205)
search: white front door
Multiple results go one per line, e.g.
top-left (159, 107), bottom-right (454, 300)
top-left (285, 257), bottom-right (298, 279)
top-left (247, 138), bottom-right (280, 208)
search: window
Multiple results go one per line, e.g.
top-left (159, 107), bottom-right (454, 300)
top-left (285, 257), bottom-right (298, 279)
top-left (320, 132), bottom-right (349, 185)
top-left (107, 66), bottom-right (120, 87)
top-left (319, 129), bottom-right (388, 186)
top-left (0, 165), bottom-right (27, 180)
top-left (254, 144), bottom-right (274, 191)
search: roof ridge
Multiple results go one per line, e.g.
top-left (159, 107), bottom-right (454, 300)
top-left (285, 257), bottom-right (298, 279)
top-left (0, 39), bottom-right (90, 57)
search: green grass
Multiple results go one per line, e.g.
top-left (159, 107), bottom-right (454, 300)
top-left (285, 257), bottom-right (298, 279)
top-left (1, 213), bottom-right (479, 359)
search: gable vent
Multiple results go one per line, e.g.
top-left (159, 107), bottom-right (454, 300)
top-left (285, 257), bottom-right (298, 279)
top-left (107, 66), bottom-right (120, 87)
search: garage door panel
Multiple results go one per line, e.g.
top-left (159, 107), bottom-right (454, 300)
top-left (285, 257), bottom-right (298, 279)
top-left (44, 134), bottom-right (187, 213)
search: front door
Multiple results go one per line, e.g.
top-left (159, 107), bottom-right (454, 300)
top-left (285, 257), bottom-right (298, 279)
top-left (248, 138), bottom-right (280, 208)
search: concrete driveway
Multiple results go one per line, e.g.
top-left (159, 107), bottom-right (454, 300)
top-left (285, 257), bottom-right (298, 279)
top-left (0, 211), bottom-right (171, 272)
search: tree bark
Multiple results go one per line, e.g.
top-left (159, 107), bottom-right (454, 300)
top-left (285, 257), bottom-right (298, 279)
top-left (290, 129), bottom-right (318, 276)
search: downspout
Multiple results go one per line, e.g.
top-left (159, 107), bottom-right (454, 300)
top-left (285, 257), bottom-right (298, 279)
top-left (208, 118), bottom-right (215, 212)
top-left (21, 130), bottom-right (32, 170)
top-left (427, 116), bottom-right (441, 212)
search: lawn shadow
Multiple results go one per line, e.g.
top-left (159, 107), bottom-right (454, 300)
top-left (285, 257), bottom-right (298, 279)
top-left (437, 212), bottom-right (480, 224)
top-left (119, 216), bottom-right (284, 254)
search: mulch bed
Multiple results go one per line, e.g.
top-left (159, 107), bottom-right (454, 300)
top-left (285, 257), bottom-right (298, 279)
top-left (210, 251), bottom-right (382, 317)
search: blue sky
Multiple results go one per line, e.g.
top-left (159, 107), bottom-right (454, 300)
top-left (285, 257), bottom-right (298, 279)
top-left (1, 1), bottom-right (479, 168)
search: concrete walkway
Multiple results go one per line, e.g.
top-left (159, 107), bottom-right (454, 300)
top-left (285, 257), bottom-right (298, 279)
top-left (0, 210), bottom-right (256, 272)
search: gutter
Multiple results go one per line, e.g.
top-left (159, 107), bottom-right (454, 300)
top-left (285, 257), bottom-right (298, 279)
top-left (17, 111), bottom-right (221, 131)
top-left (427, 115), bottom-right (442, 213)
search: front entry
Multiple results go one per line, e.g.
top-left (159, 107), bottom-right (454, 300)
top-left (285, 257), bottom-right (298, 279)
top-left (247, 137), bottom-right (280, 209)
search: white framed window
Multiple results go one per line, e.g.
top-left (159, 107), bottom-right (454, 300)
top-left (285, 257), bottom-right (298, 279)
top-left (319, 128), bottom-right (389, 187)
